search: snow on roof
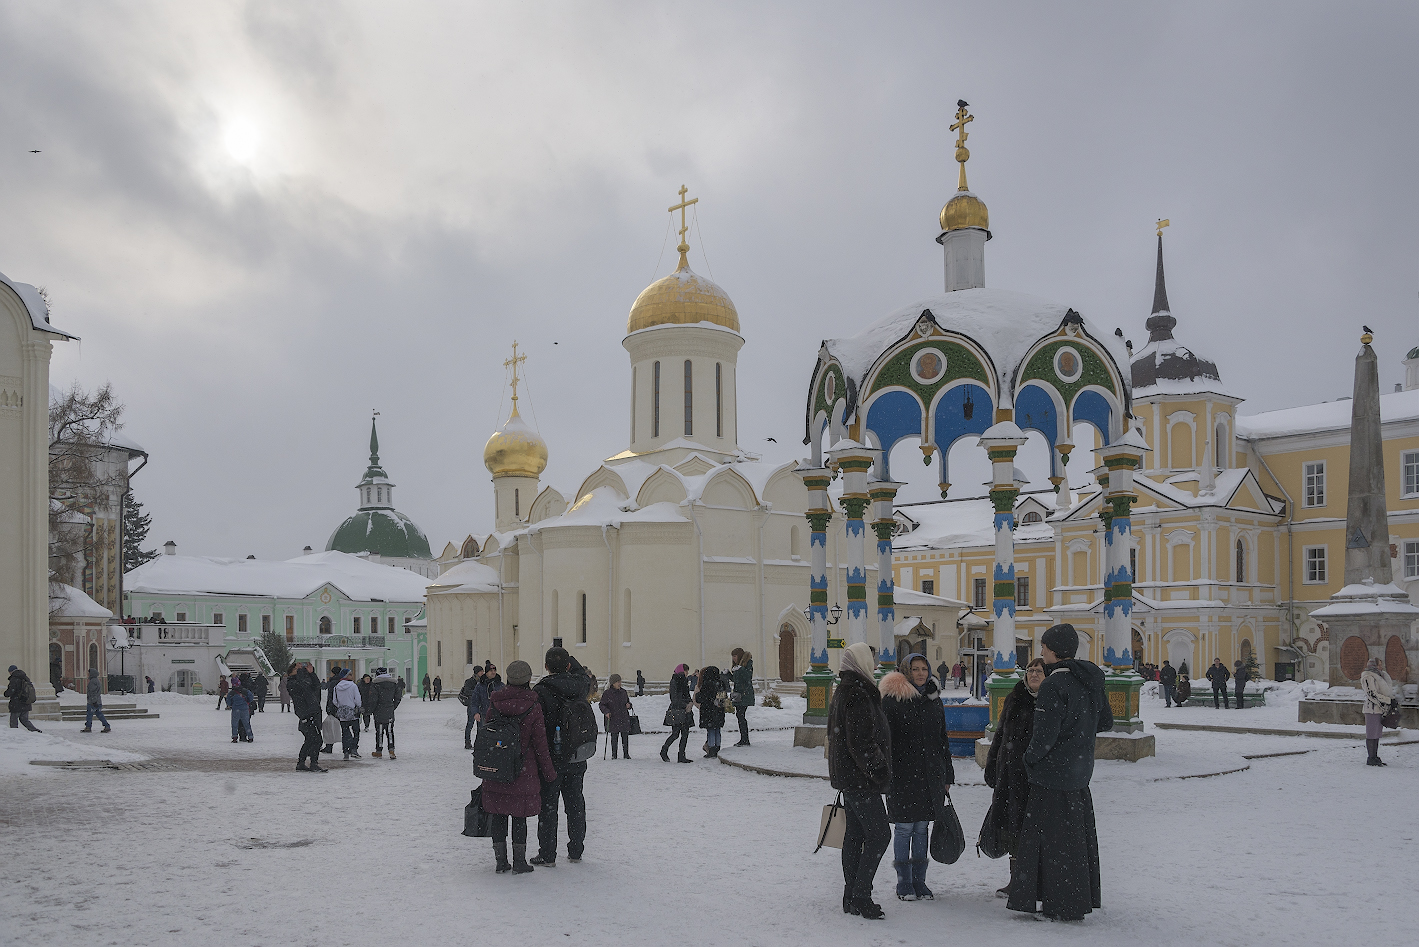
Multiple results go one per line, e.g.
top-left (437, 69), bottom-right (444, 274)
top-left (525, 487), bottom-right (688, 533)
top-left (49, 583), bottom-right (113, 619)
top-left (125, 550), bottom-right (432, 603)
top-left (894, 587), bottom-right (969, 609)
top-left (1129, 335), bottom-right (1236, 399)
top-left (427, 558), bottom-right (503, 595)
top-left (1237, 388), bottom-right (1419, 440)
top-left (823, 287), bottom-right (1130, 398)
top-left (0, 268), bottom-right (76, 339)
top-left (894, 492), bottom-right (1057, 551)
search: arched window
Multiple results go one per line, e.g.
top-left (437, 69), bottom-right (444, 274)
top-left (790, 525), bottom-right (803, 558)
top-left (1235, 539), bottom-right (1246, 583)
top-left (515, 487), bottom-right (520, 518)
top-left (715, 363), bottom-right (723, 438)
top-left (88, 642), bottom-right (99, 676)
top-left (631, 366), bottom-right (637, 442)
top-left (319, 615), bottom-right (332, 635)
top-left (1021, 511), bottom-right (1043, 524)
top-left (1216, 419), bottom-right (1228, 468)
top-left (652, 361), bottom-right (661, 437)
top-left (683, 360), bottom-right (693, 436)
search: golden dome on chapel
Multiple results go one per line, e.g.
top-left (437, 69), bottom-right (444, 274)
top-left (940, 190), bottom-right (989, 233)
top-left (483, 405), bottom-right (548, 480)
top-left (626, 250), bottom-right (740, 335)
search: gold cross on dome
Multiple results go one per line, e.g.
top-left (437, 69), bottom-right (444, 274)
top-left (1156, 218), bottom-right (1170, 237)
top-left (668, 185), bottom-right (698, 252)
top-left (950, 102), bottom-right (974, 191)
top-left (504, 341), bottom-right (526, 405)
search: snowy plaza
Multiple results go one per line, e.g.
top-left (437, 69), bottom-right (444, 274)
top-left (1, 686), bottom-right (1413, 947)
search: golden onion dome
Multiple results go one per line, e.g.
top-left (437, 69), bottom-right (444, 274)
top-left (940, 190), bottom-right (989, 233)
top-left (626, 250), bottom-right (739, 335)
top-left (483, 405), bottom-right (548, 480)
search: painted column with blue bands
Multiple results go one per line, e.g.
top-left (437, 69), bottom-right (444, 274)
top-left (830, 445), bottom-right (878, 650)
top-left (870, 481), bottom-right (902, 667)
top-left (978, 421), bottom-right (1028, 674)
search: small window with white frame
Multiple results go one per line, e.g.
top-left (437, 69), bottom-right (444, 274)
top-left (1303, 545), bottom-right (1327, 584)
top-left (1303, 461), bottom-right (1326, 508)
top-left (1405, 540), bottom-right (1419, 579)
top-left (1403, 451), bottom-right (1419, 498)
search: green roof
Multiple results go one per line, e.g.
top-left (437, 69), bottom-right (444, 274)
top-left (326, 509), bottom-right (432, 560)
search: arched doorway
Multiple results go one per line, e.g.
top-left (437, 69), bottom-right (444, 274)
top-left (778, 624), bottom-right (797, 682)
top-left (1132, 629), bottom-right (1145, 668)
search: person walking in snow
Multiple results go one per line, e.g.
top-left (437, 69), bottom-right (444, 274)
top-left (481, 660), bottom-right (558, 875)
top-left (288, 662), bottom-right (326, 772)
top-left (229, 673), bottom-right (255, 743)
top-left (358, 673), bottom-right (374, 731)
top-left (661, 664), bottom-right (695, 763)
top-left (1206, 658), bottom-right (1231, 709)
top-left (1232, 661), bottom-right (1249, 710)
top-left (828, 641), bottom-right (891, 920)
top-left (145, 675), bottom-right (155, 694)
top-left (1159, 660), bottom-right (1178, 707)
top-left (422, 673), bottom-right (432, 701)
top-left (251, 673), bottom-right (269, 713)
top-left (6, 665), bottom-right (42, 733)
top-left (694, 666), bottom-right (728, 758)
top-left (635, 669), bottom-right (645, 697)
top-left (880, 654), bottom-right (953, 903)
top-left (277, 672), bottom-right (291, 712)
top-left (433, 675), bottom-right (443, 701)
top-left (81, 667), bottom-right (111, 733)
top-left (459, 666), bottom-right (485, 749)
top-left (599, 673), bottom-right (634, 759)
top-left (1360, 657), bottom-right (1394, 767)
top-left (1007, 624), bottom-right (1113, 922)
top-left (321, 669), bottom-right (342, 753)
top-left (471, 663), bottom-right (504, 733)
top-left (216, 674), bottom-right (229, 710)
top-left (984, 657), bottom-right (1045, 898)
top-left (332, 668), bottom-right (363, 760)
top-left (369, 666), bottom-right (402, 759)
top-left (729, 648), bottom-right (754, 746)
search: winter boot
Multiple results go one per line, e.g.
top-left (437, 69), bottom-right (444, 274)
top-left (850, 895), bottom-right (884, 920)
top-left (308, 762), bottom-right (328, 773)
top-left (371, 750), bottom-right (382, 758)
top-left (843, 884), bottom-right (856, 915)
top-left (101, 727), bottom-right (111, 733)
top-left (530, 852), bottom-right (555, 867)
top-left (911, 858), bottom-right (933, 900)
top-left (388, 750), bottom-right (396, 760)
top-left (660, 738), bottom-right (672, 762)
top-left (493, 842), bottom-right (510, 873)
top-left (894, 860), bottom-right (916, 900)
top-left (80, 727), bottom-right (92, 733)
top-left (296, 762), bottom-right (311, 771)
top-left (343, 752), bottom-right (351, 761)
top-left (677, 752), bottom-right (693, 763)
top-left (511, 844), bottom-right (534, 874)
top-left (233, 737), bottom-right (240, 743)
top-left (1366, 739), bottom-right (1380, 765)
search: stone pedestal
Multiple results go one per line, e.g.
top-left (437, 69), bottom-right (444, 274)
top-left (985, 670), bottom-right (1018, 733)
top-left (1104, 669), bottom-right (1146, 734)
top-left (793, 724), bottom-right (828, 748)
top-left (1311, 583), bottom-right (1419, 693)
top-left (802, 667), bottom-right (833, 724)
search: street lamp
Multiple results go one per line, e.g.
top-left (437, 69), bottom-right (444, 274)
top-left (802, 603), bottom-right (844, 626)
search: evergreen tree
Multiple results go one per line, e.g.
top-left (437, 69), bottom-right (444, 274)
top-left (1243, 649), bottom-right (1261, 683)
top-left (259, 630), bottom-right (293, 679)
top-left (122, 491), bottom-right (158, 572)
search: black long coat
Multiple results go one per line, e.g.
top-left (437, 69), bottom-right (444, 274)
top-left (984, 680), bottom-right (1035, 852)
top-left (827, 670), bottom-right (891, 793)
top-left (694, 667), bottom-right (727, 730)
top-left (879, 671), bottom-right (954, 822)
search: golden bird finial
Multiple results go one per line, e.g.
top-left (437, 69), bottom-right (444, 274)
top-left (950, 100), bottom-right (974, 191)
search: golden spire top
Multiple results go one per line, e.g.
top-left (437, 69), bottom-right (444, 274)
top-left (668, 184), bottom-right (699, 268)
top-left (1156, 218), bottom-right (1170, 238)
top-left (503, 340), bottom-right (527, 413)
top-left (950, 100), bottom-right (974, 191)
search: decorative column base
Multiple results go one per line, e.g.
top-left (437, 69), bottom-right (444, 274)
top-left (1103, 668), bottom-right (1146, 733)
top-left (985, 669), bottom-right (1019, 734)
top-left (801, 666), bottom-right (834, 725)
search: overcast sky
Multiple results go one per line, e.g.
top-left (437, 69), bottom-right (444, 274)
top-left (4, 2), bottom-right (1417, 561)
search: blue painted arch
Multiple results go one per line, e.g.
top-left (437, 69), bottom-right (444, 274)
top-left (864, 389), bottom-right (925, 481)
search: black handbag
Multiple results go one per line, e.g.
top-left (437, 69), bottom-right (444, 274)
top-left (1381, 698), bottom-right (1401, 729)
top-left (462, 787), bottom-right (492, 838)
top-left (628, 714), bottom-right (642, 735)
top-left (930, 797), bottom-right (966, 864)
top-left (976, 801), bottom-right (1007, 859)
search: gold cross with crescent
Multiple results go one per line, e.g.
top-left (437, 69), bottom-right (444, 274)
top-left (1156, 218), bottom-right (1170, 237)
top-left (504, 340), bottom-right (526, 405)
top-left (950, 103), bottom-right (974, 191)
top-left (669, 185), bottom-right (698, 253)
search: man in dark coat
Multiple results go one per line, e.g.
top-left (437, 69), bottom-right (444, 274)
top-left (433, 675), bottom-right (443, 700)
top-left (1233, 661), bottom-right (1249, 709)
top-left (459, 666), bottom-right (484, 749)
top-left (6, 666), bottom-right (42, 732)
top-left (532, 647), bottom-right (592, 865)
top-left (422, 673), bottom-right (432, 701)
top-left (81, 667), bottom-right (111, 733)
top-left (828, 642), bottom-right (892, 920)
top-left (368, 667), bottom-right (402, 759)
top-left (471, 665), bottom-right (503, 730)
top-left (984, 659), bottom-right (1044, 897)
top-left (598, 673), bottom-right (634, 759)
top-left (1206, 658), bottom-right (1231, 708)
top-left (288, 662), bottom-right (326, 772)
top-left (635, 669), bottom-right (645, 696)
top-left (1008, 624), bottom-right (1113, 922)
top-left (251, 673), bottom-right (269, 712)
top-left (357, 673), bottom-right (374, 730)
top-left (1159, 660), bottom-right (1178, 707)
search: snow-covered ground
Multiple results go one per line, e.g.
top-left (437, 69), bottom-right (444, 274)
top-left (1, 688), bottom-right (1413, 946)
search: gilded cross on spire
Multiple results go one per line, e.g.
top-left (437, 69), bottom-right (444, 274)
top-left (504, 341), bottom-right (527, 411)
top-left (950, 100), bottom-right (974, 191)
top-left (668, 184), bottom-right (699, 264)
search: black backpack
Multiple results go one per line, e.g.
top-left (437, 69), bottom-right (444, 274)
top-left (473, 706), bottom-right (531, 783)
top-left (561, 697), bottom-right (600, 763)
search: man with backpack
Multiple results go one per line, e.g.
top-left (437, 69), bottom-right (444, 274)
top-left (6, 665), bottom-right (42, 732)
top-left (532, 647), bottom-right (596, 866)
top-left (368, 667), bottom-right (402, 759)
top-left (459, 666), bottom-right (485, 750)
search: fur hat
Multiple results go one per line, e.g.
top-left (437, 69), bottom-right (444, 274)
top-left (544, 647), bottom-right (571, 673)
top-left (506, 660), bottom-right (533, 686)
top-left (1041, 623), bottom-right (1079, 660)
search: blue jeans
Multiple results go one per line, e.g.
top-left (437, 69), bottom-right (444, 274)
top-left (85, 704), bottom-right (110, 729)
top-left (231, 707), bottom-right (252, 740)
top-left (893, 821), bottom-right (930, 863)
top-left (706, 727), bottom-right (721, 749)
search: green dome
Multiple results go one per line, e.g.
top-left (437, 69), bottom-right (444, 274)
top-left (1407, 346), bottom-right (1419, 360)
top-left (326, 508), bottom-right (432, 560)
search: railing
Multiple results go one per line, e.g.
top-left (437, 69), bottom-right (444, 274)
top-left (289, 635), bottom-right (387, 649)
top-left (124, 623), bottom-right (223, 644)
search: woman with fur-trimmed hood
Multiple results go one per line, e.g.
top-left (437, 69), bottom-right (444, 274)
top-left (828, 642), bottom-right (892, 919)
top-left (880, 654), bottom-right (954, 902)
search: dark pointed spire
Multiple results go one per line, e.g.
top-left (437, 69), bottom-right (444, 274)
top-left (1145, 232), bottom-right (1177, 342)
top-left (369, 415), bottom-right (380, 466)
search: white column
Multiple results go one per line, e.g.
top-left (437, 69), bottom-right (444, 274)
top-left (978, 422), bottom-right (1028, 672)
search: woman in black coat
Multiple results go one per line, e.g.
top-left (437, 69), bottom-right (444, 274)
top-left (984, 657), bottom-right (1044, 897)
top-left (1008, 625), bottom-right (1113, 922)
top-left (598, 673), bottom-right (634, 759)
top-left (694, 666), bottom-right (728, 758)
top-left (661, 664), bottom-right (694, 763)
top-left (827, 642), bottom-right (892, 920)
top-left (879, 654), bottom-right (954, 902)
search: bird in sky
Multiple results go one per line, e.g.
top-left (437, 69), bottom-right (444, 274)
top-left (28, 149), bottom-right (40, 154)
top-left (765, 437), bottom-right (777, 444)
top-left (1363, 325), bottom-right (1374, 334)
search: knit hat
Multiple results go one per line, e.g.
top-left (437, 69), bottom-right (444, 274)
top-left (544, 647), bottom-right (571, 673)
top-left (609, 673), bottom-right (622, 685)
top-left (674, 664), bottom-right (688, 675)
top-left (1041, 624), bottom-right (1079, 660)
top-left (7, 665), bottom-right (16, 673)
top-left (506, 660), bottom-right (533, 686)
top-left (839, 642), bottom-right (876, 680)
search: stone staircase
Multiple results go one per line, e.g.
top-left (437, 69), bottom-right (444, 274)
top-left (59, 702), bottom-right (160, 721)
top-left (773, 681), bottom-right (806, 697)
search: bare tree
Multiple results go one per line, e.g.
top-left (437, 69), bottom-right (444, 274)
top-left (49, 382), bottom-right (126, 611)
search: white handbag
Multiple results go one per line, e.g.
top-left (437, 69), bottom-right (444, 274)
top-left (816, 793), bottom-right (846, 851)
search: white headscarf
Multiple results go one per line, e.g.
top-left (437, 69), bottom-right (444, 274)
top-left (839, 642), bottom-right (876, 680)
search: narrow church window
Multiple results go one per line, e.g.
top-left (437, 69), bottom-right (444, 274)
top-left (388, 616), bottom-right (395, 635)
top-left (515, 488), bottom-right (520, 518)
top-left (1130, 547), bottom-right (1137, 582)
top-left (1016, 576), bottom-right (1030, 608)
top-left (973, 578), bottom-right (986, 609)
top-left (716, 363), bottom-right (723, 438)
top-left (684, 360), bottom-right (693, 436)
top-left (653, 361), bottom-right (661, 437)
top-left (437, 640), bottom-right (442, 667)
top-left (238, 614), bottom-right (248, 634)
top-left (580, 592), bottom-right (588, 643)
top-left (353, 616), bottom-right (362, 635)
top-left (1235, 540), bottom-right (1246, 583)
top-left (631, 367), bottom-right (637, 442)
top-left (320, 616), bottom-right (331, 634)
top-left (466, 640), bottom-right (473, 665)
top-left (623, 588), bottom-right (632, 643)
top-left (286, 615), bottom-right (295, 642)
top-left (261, 614), bottom-right (271, 634)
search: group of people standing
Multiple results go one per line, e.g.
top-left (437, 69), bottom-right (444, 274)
top-left (829, 623), bottom-right (1113, 923)
top-left (660, 650), bottom-right (755, 762)
top-left (1204, 658), bottom-right (1252, 709)
top-left (282, 663), bottom-right (402, 772)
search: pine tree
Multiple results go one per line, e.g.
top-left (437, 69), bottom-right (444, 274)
top-left (259, 630), bottom-right (293, 679)
top-left (122, 491), bottom-right (158, 572)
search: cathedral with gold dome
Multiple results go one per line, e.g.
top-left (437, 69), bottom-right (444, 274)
top-left (422, 190), bottom-right (963, 688)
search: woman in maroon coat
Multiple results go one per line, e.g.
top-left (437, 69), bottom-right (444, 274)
top-left (481, 660), bottom-right (557, 874)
